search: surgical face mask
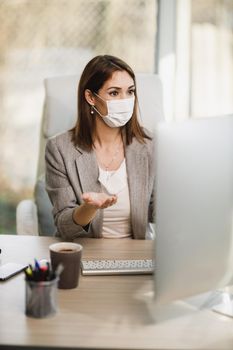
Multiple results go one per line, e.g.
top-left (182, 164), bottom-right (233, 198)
top-left (92, 93), bottom-right (135, 128)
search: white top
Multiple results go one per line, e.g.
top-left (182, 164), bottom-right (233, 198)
top-left (98, 159), bottom-right (132, 238)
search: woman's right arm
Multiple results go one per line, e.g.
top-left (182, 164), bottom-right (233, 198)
top-left (45, 137), bottom-right (88, 239)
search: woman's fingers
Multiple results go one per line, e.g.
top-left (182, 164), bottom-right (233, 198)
top-left (100, 195), bottom-right (117, 208)
top-left (82, 192), bottom-right (117, 208)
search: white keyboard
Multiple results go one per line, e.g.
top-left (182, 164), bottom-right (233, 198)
top-left (81, 259), bottom-right (155, 276)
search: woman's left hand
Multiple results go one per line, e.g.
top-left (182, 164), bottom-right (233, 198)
top-left (82, 192), bottom-right (117, 209)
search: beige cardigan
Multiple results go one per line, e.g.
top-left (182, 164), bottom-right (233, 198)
top-left (45, 131), bottom-right (155, 240)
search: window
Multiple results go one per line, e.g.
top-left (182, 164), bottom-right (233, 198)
top-left (191, 0), bottom-right (233, 118)
top-left (158, 0), bottom-right (233, 120)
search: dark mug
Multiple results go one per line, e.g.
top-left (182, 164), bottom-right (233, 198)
top-left (49, 242), bottom-right (82, 289)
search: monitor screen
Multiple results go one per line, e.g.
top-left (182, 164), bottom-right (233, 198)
top-left (154, 115), bottom-right (233, 305)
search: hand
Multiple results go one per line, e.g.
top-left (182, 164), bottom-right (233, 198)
top-left (82, 192), bottom-right (117, 209)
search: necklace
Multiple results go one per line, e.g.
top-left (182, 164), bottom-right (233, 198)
top-left (103, 145), bottom-right (121, 171)
top-left (95, 138), bottom-right (122, 180)
top-left (102, 146), bottom-right (121, 181)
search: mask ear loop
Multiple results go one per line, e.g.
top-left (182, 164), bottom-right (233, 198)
top-left (92, 105), bottom-right (105, 118)
top-left (88, 102), bottom-right (104, 117)
top-left (90, 92), bottom-right (108, 118)
top-left (94, 92), bottom-right (105, 102)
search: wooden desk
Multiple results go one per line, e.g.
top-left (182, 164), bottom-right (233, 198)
top-left (0, 235), bottom-right (232, 350)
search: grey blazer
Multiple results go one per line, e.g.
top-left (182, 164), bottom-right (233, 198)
top-left (45, 130), bottom-right (155, 240)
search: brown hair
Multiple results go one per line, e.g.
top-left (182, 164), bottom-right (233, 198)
top-left (71, 55), bottom-right (151, 151)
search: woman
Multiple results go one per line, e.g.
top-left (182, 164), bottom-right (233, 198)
top-left (45, 55), bottom-right (155, 240)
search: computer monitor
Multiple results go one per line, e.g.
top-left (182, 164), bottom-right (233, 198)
top-left (154, 115), bottom-right (233, 306)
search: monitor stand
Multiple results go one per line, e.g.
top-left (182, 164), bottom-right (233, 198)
top-left (211, 289), bottom-right (233, 317)
top-left (143, 287), bottom-right (233, 323)
top-left (185, 287), bottom-right (233, 318)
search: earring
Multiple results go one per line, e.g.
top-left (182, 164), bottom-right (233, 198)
top-left (90, 105), bottom-right (94, 115)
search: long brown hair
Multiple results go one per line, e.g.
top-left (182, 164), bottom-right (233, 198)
top-left (71, 55), bottom-right (151, 151)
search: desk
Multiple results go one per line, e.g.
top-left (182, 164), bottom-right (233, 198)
top-left (0, 235), bottom-right (232, 350)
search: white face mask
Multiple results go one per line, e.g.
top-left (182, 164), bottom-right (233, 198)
top-left (93, 93), bottom-right (135, 128)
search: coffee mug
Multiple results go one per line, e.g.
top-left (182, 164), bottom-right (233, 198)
top-left (49, 242), bottom-right (82, 289)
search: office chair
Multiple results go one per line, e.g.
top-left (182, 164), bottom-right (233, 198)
top-left (16, 73), bottom-right (164, 236)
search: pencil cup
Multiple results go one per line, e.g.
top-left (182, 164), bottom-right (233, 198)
top-left (25, 277), bottom-right (58, 318)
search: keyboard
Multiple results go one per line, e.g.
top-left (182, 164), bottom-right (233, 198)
top-left (81, 259), bottom-right (155, 276)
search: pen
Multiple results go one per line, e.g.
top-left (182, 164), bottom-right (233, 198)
top-left (25, 259), bottom-right (56, 282)
top-left (34, 258), bottom-right (40, 270)
top-left (55, 263), bottom-right (64, 278)
top-left (24, 266), bottom-right (33, 280)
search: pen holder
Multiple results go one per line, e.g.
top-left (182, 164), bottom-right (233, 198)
top-left (25, 277), bottom-right (58, 318)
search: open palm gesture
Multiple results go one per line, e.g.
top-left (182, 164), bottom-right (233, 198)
top-left (82, 192), bottom-right (117, 209)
